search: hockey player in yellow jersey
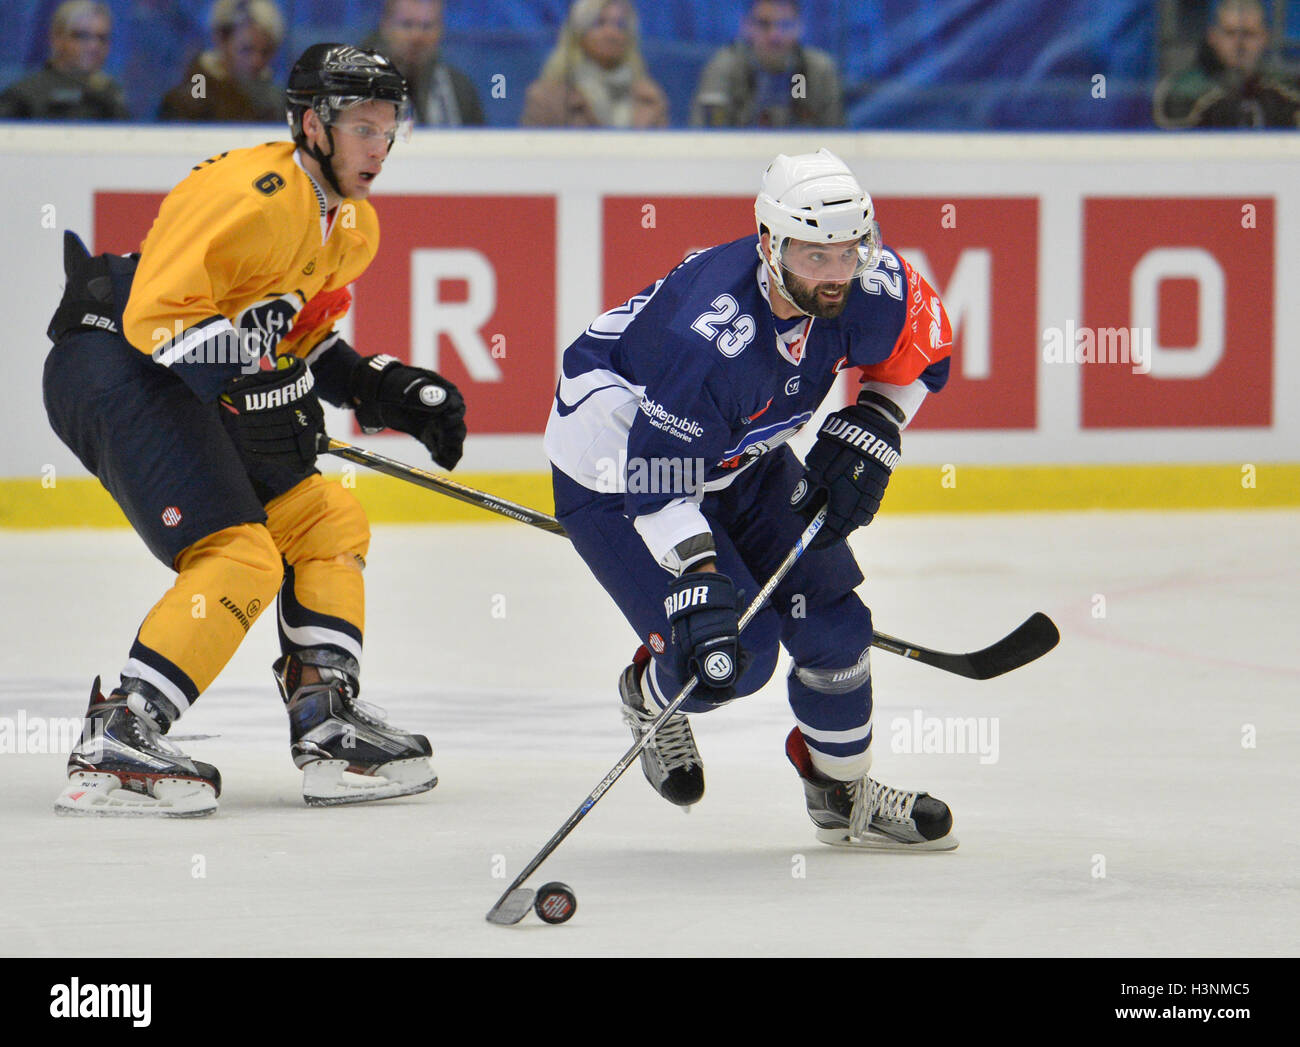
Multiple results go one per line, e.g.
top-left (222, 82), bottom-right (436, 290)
top-left (43, 44), bottom-right (467, 816)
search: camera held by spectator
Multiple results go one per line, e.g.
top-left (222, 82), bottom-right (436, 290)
top-left (1155, 0), bottom-right (1300, 128)
top-left (691, 0), bottom-right (843, 128)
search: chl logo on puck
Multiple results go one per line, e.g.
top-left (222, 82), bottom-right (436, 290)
top-left (703, 651), bottom-right (733, 682)
top-left (534, 881), bottom-right (577, 924)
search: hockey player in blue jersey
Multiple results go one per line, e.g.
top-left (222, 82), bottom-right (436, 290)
top-left (545, 149), bottom-right (958, 850)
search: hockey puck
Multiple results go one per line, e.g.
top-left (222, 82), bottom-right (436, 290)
top-left (534, 882), bottom-right (577, 924)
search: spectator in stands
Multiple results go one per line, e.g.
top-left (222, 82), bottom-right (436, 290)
top-left (1155, 0), bottom-right (1300, 128)
top-left (363, 0), bottom-right (484, 125)
top-left (691, 0), bottom-right (842, 128)
top-left (0, 1), bottom-right (128, 121)
top-left (159, 0), bottom-right (285, 122)
top-left (521, 0), bottom-right (668, 128)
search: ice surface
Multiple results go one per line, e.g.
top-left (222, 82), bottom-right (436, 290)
top-left (1, 510), bottom-right (1296, 957)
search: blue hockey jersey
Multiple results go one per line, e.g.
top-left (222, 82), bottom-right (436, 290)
top-left (545, 235), bottom-right (952, 570)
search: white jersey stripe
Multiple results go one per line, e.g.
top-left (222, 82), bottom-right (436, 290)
top-left (278, 605), bottom-right (363, 664)
top-left (152, 317), bottom-right (239, 369)
top-left (794, 715), bottom-right (873, 745)
top-left (120, 658), bottom-right (192, 714)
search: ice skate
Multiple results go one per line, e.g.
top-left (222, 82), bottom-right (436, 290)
top-left (54, 677), bottom-right (220, 818)
top-left (785, 727), bottom-right (957, 850)
top-left (619, 645), bottom-right (704, 807)
top-left (274, 650), bottom-right (437, 806)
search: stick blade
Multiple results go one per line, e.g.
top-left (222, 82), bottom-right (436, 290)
top-left (486, 888), bottom-right (535, 926)
top-left (966, 612), bottom-right (1060, 680)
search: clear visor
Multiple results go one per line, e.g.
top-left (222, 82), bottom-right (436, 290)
top-left (317, 95), bottom-right (414, 146)
top-left (777, 233), bottom-right (879, 283)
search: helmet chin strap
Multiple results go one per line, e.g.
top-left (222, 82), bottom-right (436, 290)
top-left (303, 124), bottom-right (345, 198)
top-left (756, 241), bottom-right (807, 314)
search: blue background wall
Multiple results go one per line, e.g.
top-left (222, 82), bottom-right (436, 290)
top-left (0, 0), bottom-right (1161, 128)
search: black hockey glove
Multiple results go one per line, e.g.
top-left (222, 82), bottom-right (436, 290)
top-left (350, 354), bottom-right (467, 470)
top-left (790, 395), bottom-right (901, 550)
top-left (219, 356), bottom-right (324, 471)
top-left (665, 570), bottom-right (746, 703)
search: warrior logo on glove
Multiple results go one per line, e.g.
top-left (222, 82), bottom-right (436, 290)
top-left (663, 570), bottom-right (745, 703)
top-left (228, 367), bottom-right (314, 412)
top-left (703, 651), bottom-right (734, 683)
top-left (791, 392), bottom-right (902, 550)
top-left (219, 356), bottom-right (325, 471)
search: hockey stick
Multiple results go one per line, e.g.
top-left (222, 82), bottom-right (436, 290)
top-left (320, 435), bottom-right (1060, 680)
top-left (485, 507), bottom-right (829, 925)
top-left (317, 435), bottom-right (567, 534)
top-left (872, 613), bottom-right (1060, 681)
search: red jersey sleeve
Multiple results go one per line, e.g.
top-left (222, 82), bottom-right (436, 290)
top-left (856, 254), bottom-right (953, 387)
top-left (279, 284), bottom-right (353, 359)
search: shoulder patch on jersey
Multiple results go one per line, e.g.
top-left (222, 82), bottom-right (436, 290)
top-left (253, 171), bottom-right (286, 197)
top-left (191, 151), bottom-right (230, 172)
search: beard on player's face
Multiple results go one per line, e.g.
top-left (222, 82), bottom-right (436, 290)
top-left (782, 268), bottom-right (850, 319)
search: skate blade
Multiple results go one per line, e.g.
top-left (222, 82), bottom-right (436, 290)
top-left (815, 826), bottom-right (959, 851)
top-left (301, 758), bottom-right (438, 807)
top-left (53, 771), bottom-right (218, 818)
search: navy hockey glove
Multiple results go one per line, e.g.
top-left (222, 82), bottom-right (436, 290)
top-left (791, 394), bottom-right (901, 550)
top-left (665, 571), bottom-right (744, 703)
top-left (350, 354), bottom-right (467, 470)
top-left (219, 356), bottom-right (324, 471)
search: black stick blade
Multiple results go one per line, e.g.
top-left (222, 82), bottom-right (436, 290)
top-left (964, 612), bottom-right (1060, 680)
top-left (871, 612), bottom-right (1060, 680)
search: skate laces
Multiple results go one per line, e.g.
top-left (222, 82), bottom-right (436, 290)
top-left (850, 778), bottom-right (917, 837)
top-left (643, 707), bottom-right (698, 771)
top-left (651, 714), bottom-right (698, 771)
top-left (622, 701), bottom-right (697, 772)
top-left (308, 667), bottom-right (394, 728)
top-left (122, 707), bottom-right (187, 759)
top-left (347, 697), bottom-right (393, 728)
top-left (288, 668), bottom-right (393, 730)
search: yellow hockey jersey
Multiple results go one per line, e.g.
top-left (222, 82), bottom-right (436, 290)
top-left (123, 140), bottom-right (378, 401)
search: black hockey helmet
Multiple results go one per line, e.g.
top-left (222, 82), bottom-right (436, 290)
top-left (286, 44), bottom-right (411, 192)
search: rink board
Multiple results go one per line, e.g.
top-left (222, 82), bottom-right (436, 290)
top-left (1, 128), bottom-right (1296, 508)
top-left (1, 462), bottom-right (1298, 530)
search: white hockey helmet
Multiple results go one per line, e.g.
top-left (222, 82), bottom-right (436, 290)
top-left (754, 148), bottom-right (882, 304)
